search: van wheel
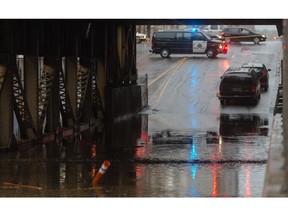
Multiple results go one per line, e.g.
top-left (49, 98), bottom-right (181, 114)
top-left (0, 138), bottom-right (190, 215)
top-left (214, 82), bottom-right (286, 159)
top-left (160, 48), bottom-right (171, 58)
top-left (253, 37), bottom-right (260, 44)
top-left (206, 48), bottom-right (217, 58)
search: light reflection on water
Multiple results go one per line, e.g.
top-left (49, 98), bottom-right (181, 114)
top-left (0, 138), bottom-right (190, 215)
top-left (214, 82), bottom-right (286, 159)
top-left (0, 113), bottom-right (269, 197)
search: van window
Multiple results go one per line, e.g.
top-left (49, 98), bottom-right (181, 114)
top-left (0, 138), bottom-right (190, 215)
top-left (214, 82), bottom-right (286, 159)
top-left (192, 32), bottom-right (205, 40)
top-left (183, 33), bottom-right (192, 41)
top-left (176, 33), bottom-right (183, 40)
top-left (154, 32), bottom-right (175, 41)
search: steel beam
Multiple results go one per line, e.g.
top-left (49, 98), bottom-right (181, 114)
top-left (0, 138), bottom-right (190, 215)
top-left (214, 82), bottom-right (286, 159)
top-left (24, 55), bottom-right (39, 134)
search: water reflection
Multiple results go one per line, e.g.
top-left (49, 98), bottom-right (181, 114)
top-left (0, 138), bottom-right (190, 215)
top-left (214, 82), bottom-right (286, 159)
top-left (0, 114), bottom-right (148, 196)
top-left (0, 112), bottom-right (268, 197)
top-left (219, 113), bottom-right (268, 137)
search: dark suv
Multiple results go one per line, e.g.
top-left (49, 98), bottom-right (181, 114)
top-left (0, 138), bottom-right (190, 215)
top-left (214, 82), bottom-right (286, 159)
top-left (217, 68), bottom-right (261, 105)
top-left (221, 27), bottom-right (266, 44)
top-left (241, 63), bottom-right (270, 91)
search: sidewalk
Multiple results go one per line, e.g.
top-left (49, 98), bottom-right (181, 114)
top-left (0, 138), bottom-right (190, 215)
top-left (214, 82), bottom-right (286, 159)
top-left (263, 113), bottom-right (287, 196)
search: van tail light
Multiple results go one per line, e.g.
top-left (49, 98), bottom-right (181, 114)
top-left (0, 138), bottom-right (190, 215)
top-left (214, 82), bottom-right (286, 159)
top-left (251, 85), bottom-right (255, 93)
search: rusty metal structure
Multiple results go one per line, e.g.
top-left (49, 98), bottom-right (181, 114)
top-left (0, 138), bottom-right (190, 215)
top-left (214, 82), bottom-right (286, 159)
top-left (0, 19), bottom-right (283, 152)
top-left (0, 20), bottom-right (147, 151)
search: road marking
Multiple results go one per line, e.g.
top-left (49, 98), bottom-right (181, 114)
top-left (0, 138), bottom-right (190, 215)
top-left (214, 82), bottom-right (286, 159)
top-left (151, 58), bottom-right (187, 110)
top-left (148, 58), bottom-right (186, 87)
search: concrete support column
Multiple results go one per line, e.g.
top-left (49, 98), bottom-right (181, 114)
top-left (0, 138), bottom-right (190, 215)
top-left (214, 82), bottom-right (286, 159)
top-left (66, 56), bottom-right (78, 127)
top-left (24, 55), bottom-right (39, 134)
top-left (0, 59), bottom-right (13, 149)
top-left (117, 26), bottom-right (125, 70)
top-left (44, 57), bottom-right (60, 133)
top-left (96, 59), bottom-right (106, 118)
top-left (79, 63), bottom-right (93, 123)
top-left (283, 19), bottom-right (288, 192)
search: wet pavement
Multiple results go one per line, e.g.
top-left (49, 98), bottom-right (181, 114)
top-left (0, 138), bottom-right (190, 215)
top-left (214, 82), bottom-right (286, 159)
top-left (0, 40), bottom-right (283, 197)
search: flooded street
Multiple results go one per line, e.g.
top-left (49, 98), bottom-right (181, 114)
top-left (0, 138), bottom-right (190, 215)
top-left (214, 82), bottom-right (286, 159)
top-left (0, 114), bottom-right (269, 197)
top-left (0, 40), bottom-right (282, 197)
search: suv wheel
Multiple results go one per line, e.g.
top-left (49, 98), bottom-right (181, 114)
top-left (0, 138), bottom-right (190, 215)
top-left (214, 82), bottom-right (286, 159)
top-left (160, 48), bottom-right (171, 58)
top-left (253, 94), bottom-right (260, 105)
top-left (206, 48), bottom-right (217, 58)
top-left (253, 37), bottom-right (260, 44)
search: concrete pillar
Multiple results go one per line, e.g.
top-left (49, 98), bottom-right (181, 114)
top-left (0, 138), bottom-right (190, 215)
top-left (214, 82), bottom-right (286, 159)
top-left (283, 19), bottom-right (288, 192)
top-left (43, 57), bottom-right (60, 133)
top-left (24, 55), bottom-right (39, 134)
top-left (0, 61), bottom-right (13, 149)
top-left (79, 64), bottom-right (93, 123)
top-left (66, 56), bottom-right (78, 126)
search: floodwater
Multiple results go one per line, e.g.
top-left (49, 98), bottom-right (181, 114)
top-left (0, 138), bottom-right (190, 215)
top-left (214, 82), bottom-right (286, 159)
top-left (0, 112), bottom-right (269, 197)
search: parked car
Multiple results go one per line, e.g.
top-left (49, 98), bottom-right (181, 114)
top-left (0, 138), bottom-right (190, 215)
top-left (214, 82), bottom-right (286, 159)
top-left (149, 30), bottom-right (228, 58)
top-left (136, 32), bottom-right (148, 43)
top-left (241, 63), bottom-right (270, 91)
top-left (217, 67), bottom-right (261, 105)
top-left (221, 27), bottom-right (266, 44)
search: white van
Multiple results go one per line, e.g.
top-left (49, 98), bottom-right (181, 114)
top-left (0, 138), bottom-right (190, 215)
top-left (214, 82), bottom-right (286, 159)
top-left (202, 25), bottom-right (227, 37)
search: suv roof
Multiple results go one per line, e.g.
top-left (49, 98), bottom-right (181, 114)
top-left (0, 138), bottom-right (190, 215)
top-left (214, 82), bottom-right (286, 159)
top-left (242, 63), bottom-right (264, 68)
top-left (225, 67), bottom-right (252, 74)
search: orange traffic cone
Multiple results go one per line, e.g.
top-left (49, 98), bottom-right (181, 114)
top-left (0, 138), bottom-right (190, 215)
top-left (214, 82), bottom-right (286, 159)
top-left (92, 160), bottom-right (111, 187)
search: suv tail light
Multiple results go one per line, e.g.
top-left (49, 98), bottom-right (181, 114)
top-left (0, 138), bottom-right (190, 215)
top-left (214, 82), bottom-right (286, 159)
top-left (251, 85), bottom-right (255, 93)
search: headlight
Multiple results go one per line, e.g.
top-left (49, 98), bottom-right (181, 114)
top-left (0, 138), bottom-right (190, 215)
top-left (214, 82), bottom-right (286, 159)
top-left (262, 35), bottom-right (266, 38)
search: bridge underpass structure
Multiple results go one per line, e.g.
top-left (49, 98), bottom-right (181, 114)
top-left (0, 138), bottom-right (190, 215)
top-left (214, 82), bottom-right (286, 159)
top-left (1, 19), bottom-right (288, 197)
top-left (0, 20), bottom-right (148, 151)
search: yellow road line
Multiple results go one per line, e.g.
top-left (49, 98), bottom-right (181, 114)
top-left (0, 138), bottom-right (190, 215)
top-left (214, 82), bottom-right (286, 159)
top-left (151, 58), bottom-right (187, 110)
top-left (148, 58), bottom-right (186, 87)
top-left (224, 35), bottom-right (263, 39)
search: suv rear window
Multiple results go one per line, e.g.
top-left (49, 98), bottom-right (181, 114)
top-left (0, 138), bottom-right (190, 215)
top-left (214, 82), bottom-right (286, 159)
top-left (222, 75), bottom-right (253, 85)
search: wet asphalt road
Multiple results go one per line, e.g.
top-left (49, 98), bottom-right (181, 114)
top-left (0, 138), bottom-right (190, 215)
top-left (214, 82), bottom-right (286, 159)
top-left (0, 39), bottom-right (283, 197)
